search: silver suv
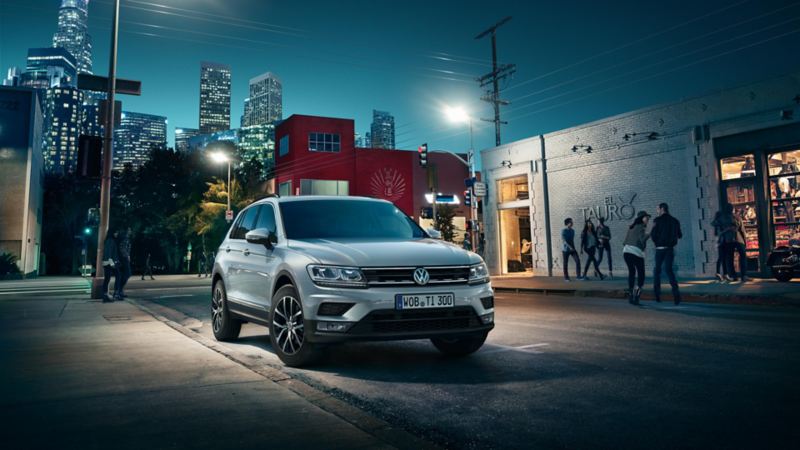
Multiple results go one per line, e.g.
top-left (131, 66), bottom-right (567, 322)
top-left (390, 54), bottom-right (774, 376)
top-left (211, 196), bottom-right (495, 367)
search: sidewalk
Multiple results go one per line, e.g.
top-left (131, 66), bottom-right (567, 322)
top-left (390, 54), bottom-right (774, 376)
top-left (492, 274), bottom-right (800, 305)
top-left (0, 294), bottom-right (409, 449)
top-left (0, 275), bottom-right (90, 296)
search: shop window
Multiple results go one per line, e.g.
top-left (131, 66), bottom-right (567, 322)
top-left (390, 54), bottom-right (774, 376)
top-left (768, 149), bottom-right (800, 247)
top-left (720, 155), bottom-right (757, 180)
top-left (498, 175), bottom-right (529, 203)
top-left (720, 154), bottom-right (760, 270)
top-left (278, 181), bottom-right (292, 197)
top-left (299, 179), bottom-right (348, 196)
top-left (499, 207), bottom-right (532, 274)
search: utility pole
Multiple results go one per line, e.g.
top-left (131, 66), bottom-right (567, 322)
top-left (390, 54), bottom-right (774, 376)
top-left (475, 16), bottom-right (516, 146)
top-left (91, 0), bottom-right (120, 299)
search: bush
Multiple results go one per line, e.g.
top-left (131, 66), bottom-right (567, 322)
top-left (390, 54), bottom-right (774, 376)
top-left (0, 252), bottom-right (21, 277)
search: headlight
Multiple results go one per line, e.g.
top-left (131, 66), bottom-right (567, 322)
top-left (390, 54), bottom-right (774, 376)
top-left (469, 262), bottom-right (490, 284)
top-left (307, 265), bottom-right (367, 288)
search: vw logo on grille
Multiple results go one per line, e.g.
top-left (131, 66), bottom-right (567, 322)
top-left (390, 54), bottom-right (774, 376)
top-left (413, 267), bottom-right (430, 286)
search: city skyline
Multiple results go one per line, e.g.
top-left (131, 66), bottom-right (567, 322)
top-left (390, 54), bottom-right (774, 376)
top-left (3, 0), bottom-right (800, 157)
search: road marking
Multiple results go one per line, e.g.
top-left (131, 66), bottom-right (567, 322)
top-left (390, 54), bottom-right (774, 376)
top-left (480, 342), bottom-right (550, 355)
top-left (0, 288), bottom-right (90, 295)
top-left (156, 294), bottom-right (194, 299)
top-left (137, 286), bottom-right (210, 291)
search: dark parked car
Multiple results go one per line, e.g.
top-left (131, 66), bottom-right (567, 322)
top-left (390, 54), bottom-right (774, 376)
top-left (767, 245), bottom-right (800, 282)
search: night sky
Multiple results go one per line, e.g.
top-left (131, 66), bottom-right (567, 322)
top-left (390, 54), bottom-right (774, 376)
top-left (2, 0), bottom-right (799, 160)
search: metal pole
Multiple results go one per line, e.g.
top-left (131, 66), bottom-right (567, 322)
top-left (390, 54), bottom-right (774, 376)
top-left (468, 118), bottom-right (477, 252)
top-left (91, 0), bottom-right (120, 298)
top-left (227, 160), bottom-right (232, 220)
top-left (491, 32), bottom-right (501, 146)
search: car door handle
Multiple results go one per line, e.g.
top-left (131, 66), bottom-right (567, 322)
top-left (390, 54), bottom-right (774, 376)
top-left (243, 249), bottom-right (250, 256)
top-left (225, 246), bottom-right (231, 253)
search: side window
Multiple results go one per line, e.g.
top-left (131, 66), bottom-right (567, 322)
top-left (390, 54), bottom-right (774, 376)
top-left (232, 207), bottom-right (260, 240)
top-left (255, 204), bottom-right (277, 234)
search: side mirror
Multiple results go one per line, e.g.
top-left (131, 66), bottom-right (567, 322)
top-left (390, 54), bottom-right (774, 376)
top-left (245, 228), bottom-right (278, 249)
top-left (426, 228), bottom-right (442, 240)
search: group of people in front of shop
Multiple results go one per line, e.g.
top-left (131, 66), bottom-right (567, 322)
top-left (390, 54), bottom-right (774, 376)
top-left (561, 203), bottom-right (683, 306)
top-left (711, 203), bottom-right (749, 284)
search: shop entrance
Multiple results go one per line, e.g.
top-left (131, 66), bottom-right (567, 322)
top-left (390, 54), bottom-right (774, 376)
top-left (718, 148), bottom-right (800, 276)
top-left (496, 174), bottom-right (532, 274)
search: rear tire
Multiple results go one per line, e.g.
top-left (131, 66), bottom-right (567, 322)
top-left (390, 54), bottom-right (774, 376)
top-left (269, 285), bottom-right (319, 367)
top-left (773, 269), bottom-right (794, 282)
top-left (211, 280), bottom-right (241, 341)
top-left (431, 332), bottom-right (488, 356)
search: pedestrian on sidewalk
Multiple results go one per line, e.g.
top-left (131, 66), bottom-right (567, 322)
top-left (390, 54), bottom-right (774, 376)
top-left (711, 210), bottom-right (730, 282)
top-left (206, 251), bottom-right (215, 278)
top-left (651, 203), bottom-right (683, 305)
top-left (596, 217), bottom-right (613, 279)
top-left (730, 209), bottom-right (748, 283)
top-left (114, 227), bottom-right (132, 300)
top-left (101, 229), bottom-right (119, 303)
top-left (198, 251), bottom-right (208, 278)
top-left (581, 219), bottom-right (605, 280)
top-left (141, 252), bottom-right (155, 281)
top-left (622, 211), bottom-right (650, 305)
top-left (561, 218), bottom-right (582, 281)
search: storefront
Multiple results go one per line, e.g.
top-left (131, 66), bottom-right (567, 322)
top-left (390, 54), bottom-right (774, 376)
top-left (496, 174), bottom-right (532, 274)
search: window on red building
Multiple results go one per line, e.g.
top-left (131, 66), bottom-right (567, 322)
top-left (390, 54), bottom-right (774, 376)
top-left (308, 132), bottom-right (340, 152)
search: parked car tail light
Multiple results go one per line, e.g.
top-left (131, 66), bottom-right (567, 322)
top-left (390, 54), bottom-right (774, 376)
top-left (307, 265), bottom-right (367, 288)
top-left (469, 263), bottom-right (490, 284)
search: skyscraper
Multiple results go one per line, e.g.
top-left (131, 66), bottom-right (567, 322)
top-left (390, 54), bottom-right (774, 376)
top-left (43, 86), bottom-right (84, 174)
top-left (114, 111), bottom-right (167, 170)
top-left (239, 124), bottom-right (276, 179)
top-left (242, 72), bottom-right (282, 127)
top-left (2, 67), bottom-right (22, 87)
top-left (52, 0), bottom-right (93, 74)
top-left (175, 127), bottom-right (200, 152)
top-left (20, 47), bottom-right (77, 90)
top-left (199, 62), bottom-right (231, 134)
top-left (370, 110), bottom-right (395, 149)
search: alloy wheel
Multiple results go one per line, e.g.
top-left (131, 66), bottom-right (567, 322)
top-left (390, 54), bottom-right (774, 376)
top-left (272, 295), bottom-right (305, 355)
top-left (211, 285), bottom-right (224, 333)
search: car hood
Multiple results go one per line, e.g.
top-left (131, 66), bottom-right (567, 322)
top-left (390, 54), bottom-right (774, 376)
top-left (287, 238), bottom-right (481, 267)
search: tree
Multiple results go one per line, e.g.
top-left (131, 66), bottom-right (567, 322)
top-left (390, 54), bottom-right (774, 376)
top-left (435, 204), bottom-right (457, 243)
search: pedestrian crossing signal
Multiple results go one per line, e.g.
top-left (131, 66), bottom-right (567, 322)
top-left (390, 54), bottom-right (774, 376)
top-left (418, 143), bottom-right (428, 168)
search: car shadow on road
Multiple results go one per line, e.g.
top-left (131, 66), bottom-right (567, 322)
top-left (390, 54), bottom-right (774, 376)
top-left (234, 333), bottom-right (602, 385)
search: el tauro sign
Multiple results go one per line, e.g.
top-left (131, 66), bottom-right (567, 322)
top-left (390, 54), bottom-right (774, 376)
top-left (581, 194), bottom-right (637, 221)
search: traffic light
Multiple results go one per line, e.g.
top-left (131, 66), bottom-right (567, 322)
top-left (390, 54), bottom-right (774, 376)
top-left (418, 143), bottom-right (428, 168)
top-left (84, 227), bottom-right (92, 235)
top-left (464, 189), bottom-right (472, 207)
top-left (77, 135), bottom-right (102, 178)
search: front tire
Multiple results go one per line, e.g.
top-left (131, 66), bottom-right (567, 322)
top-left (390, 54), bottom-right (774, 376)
top-left (773, 268), bottom-right (794, 282)
top-left (211, 280), bottom-right (241, 341)
top-left (431, 332), bottom-right (488, 356)
top-left (269, 285), bottom-right (319, 367)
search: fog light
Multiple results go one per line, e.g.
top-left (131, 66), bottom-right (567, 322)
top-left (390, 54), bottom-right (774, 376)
top-left (316, 321), bottom-right (353, 332)
top-left (480, 312), bottom-right (494, 324)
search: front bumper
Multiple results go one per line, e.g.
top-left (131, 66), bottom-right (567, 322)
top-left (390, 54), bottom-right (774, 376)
top-left (296, 280), bottom-right (495, 343)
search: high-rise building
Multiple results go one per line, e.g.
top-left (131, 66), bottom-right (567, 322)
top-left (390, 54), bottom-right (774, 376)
top-left (175, 127), bottom-right (200, 152)
top-left (370, 110), bottom-right (395, 149)
top-left (199, 62), bottom-right (231, 134)
top-left (52, 0), bottom-right (93, 74)
top-left (81, 102), bottom-right (103, 137)
top-left (242, 72), bottom-right (282, 127)
top-left (3, 67), bottom-right (22, 87)
top-left (43, 86), bottom-right (84, 174)
top-left (239, 124), bottom-right (276, 179)
top-left (365, 131), bottom-right (372, 148)
top-left (113, 111), bottom-right (167, 170)
top-left (241, 98), bottom-right (250, 127)
top-left (20, 47), bottom-right (77, 90)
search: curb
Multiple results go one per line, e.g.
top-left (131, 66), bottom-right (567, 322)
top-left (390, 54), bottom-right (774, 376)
top-left (127, 298), bottom-right (440, 450)
top-left (493, 286), bottom-right (800, 306)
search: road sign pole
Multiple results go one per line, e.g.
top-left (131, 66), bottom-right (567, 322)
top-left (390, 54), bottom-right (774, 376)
top-left (91, 0), bottom-right (120, 299)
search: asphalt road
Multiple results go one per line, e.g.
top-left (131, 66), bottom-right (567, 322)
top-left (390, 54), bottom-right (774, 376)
top-left (128, 277), bottom-right (800, 449)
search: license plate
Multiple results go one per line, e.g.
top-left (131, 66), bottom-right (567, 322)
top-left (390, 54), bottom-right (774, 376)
top-left (395, 293), bottom-right (455, 310)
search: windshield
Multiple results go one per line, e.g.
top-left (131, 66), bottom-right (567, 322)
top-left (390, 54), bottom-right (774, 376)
top-left (279, 199), bottom-right (426, 240)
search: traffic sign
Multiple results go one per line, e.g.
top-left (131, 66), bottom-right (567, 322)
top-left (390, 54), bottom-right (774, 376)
top-left (78, 73), bottom-right (142, 95)
top-left (473, 182), bottom-right (487, 197)
top-left (225, 209), bottom-right (234, 221)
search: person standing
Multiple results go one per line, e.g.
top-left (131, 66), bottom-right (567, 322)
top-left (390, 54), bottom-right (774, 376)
top-left (101, 229), bottom-right (119, 303)
top-left (581, 219), bottom-right (605, 280)
top-left (197, 251), bottom-right (208, 278)
top-left (650, 203), bottom-right (683, 305)
top-left (711, 210), bottom-right (730, 282)
top-left (596, 217), bottom-right (613, 279)
top-left (561, 218), bottom-right (582, 281)
top-left (114, 227), bottom-right (132, 300)
top-left (206, 251), bottom-right (215, 278)
top-left (141, 252), bottom-right (155, 281)
top-left (622, 211), bottom-right (650, 305)
top-left (730, 210), bottom-right (748, 283)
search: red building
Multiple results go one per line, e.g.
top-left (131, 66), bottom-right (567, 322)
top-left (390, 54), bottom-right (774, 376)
top-left (274, 114), bottom-right (471, 226)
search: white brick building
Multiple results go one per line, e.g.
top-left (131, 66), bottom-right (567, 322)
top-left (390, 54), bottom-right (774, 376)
top-left (481, 72), bottom-right (800, 278)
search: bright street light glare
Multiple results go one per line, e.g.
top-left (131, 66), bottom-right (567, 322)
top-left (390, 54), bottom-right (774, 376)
top-left (444, 105), bottom-right (470, 124)
top-left (209, 152), bottom-right (229, 163)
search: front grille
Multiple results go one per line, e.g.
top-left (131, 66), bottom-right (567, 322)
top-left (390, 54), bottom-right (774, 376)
top-left (362, 266), bottom-right (471, 286)
top-left (349, 307), bottom-right (482, 334)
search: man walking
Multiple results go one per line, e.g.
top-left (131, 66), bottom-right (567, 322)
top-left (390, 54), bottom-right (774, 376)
top-left (562, 218), bottom-right (582, 281)
top-left (114, 227), bottom-right (132, 300)
top-left (101, 229), bottom-right (119, 303)
top-left (650, 203), bottom-right (682, 305)
top-left (198, 251), bottom-right (208, 278)
top-left (141, 252), bottom-right (155, 281)
top-left (596, 217), bottom-right (613, 279)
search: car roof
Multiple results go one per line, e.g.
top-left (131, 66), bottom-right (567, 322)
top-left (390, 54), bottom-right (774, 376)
top-left (253, 195), bottom-right (390, 205)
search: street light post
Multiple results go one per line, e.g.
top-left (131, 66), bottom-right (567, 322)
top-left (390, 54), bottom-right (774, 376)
top-left (210, 151), bottom-right (233, 222)
top-left (444, 106), bottom-right (479, 253)
top-left (91, 0), bottom-right (120, 299)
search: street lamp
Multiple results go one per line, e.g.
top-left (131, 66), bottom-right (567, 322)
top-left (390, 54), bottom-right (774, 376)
top-left (444, 105), bottom-right (477, 251)
top-left (209, 151), bottom-right (233, 222)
